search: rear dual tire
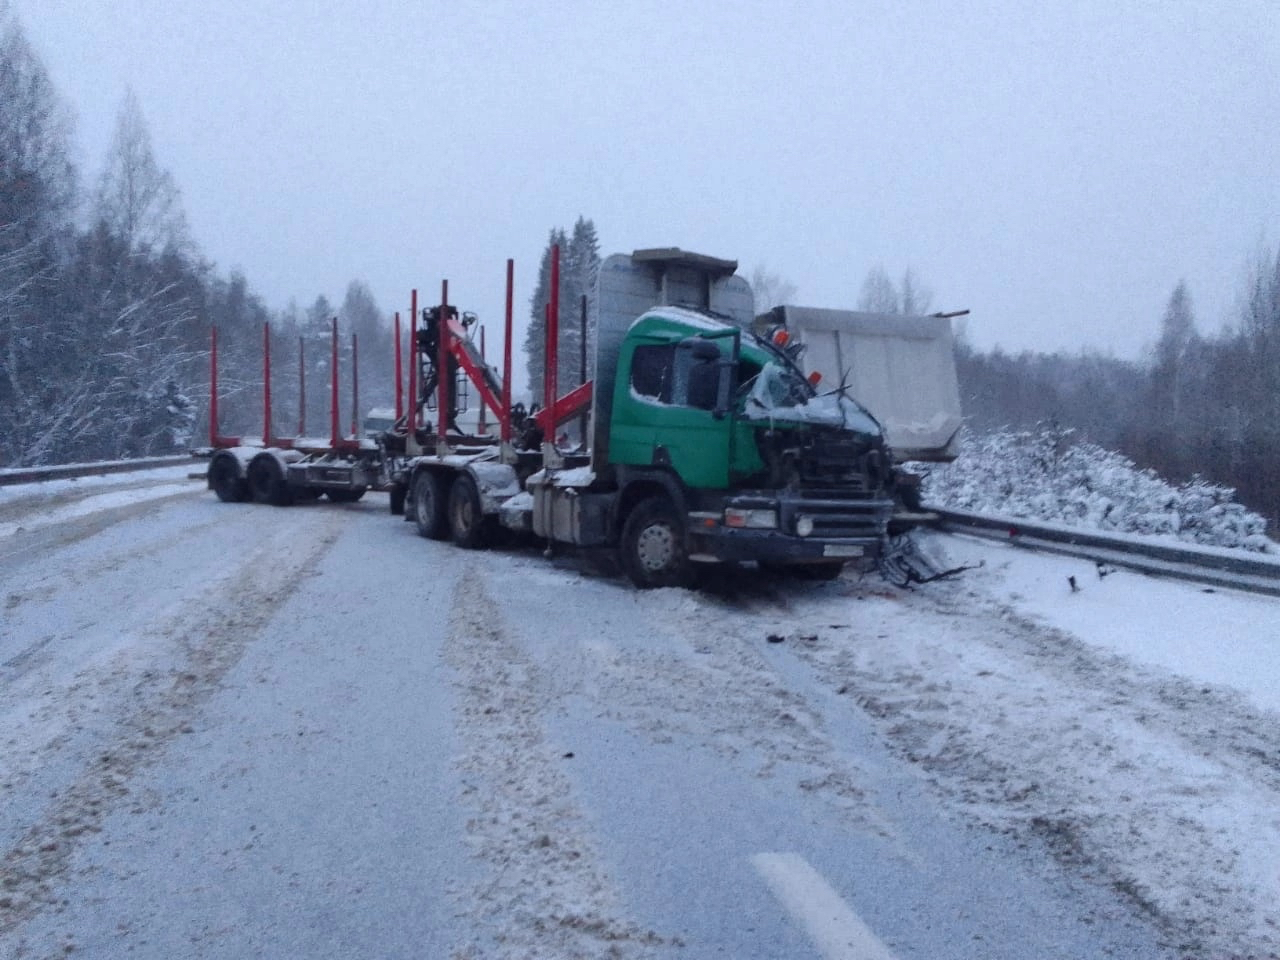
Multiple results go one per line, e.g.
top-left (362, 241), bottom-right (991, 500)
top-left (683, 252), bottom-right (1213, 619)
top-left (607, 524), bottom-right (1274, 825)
top-left (209, 453), bottom-right (249, 503)
top-left (412, 470), bottom-right (448, 540)
top-left (247, 455), bottom-right (293, 506)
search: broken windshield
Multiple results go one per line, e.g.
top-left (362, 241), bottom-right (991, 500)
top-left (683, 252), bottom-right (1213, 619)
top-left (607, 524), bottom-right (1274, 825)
top-left (740, 361), bottom-right (882, 434)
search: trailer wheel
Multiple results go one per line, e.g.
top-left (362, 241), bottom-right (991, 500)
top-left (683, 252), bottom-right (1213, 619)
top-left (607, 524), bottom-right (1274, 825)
top-left (412, 470), bottom-right (448, 540)
top-left (247, 455), bottom-right (294, 506)
top-left (209, 453), bottom-right (249, 503)
top-left (619, 496), bottom-right (694, 589)
top-left (325, 488), bottom-right (366, 503)
top-left (448, 474), bottom-right (491, 550)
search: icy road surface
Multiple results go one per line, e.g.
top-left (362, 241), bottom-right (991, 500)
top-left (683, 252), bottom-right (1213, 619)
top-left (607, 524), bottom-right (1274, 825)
top-left (1, 469), bottom-right (1278, 958)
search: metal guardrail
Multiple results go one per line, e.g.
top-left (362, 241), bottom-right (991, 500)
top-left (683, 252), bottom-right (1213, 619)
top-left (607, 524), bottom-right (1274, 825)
top-left (932, 506), bottom-right (1280, 598)
top-left (0, 455), bottom-right (202, 487)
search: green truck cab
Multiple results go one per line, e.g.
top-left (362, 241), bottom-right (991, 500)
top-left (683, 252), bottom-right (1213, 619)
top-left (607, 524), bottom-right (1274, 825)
top-left (595, 303), bottom-right (896, 586)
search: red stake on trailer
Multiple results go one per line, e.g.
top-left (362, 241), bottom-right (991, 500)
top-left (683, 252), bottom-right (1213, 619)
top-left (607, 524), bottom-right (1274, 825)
top-left (330, 317), bottom-right (340, 448)
top-left (208, 326), bottom-right (240, 448)
top-left (394, 312), bottom-right (403, 422)
top-left (438, 279), bottom-right (449, 442)
top-left (545, 244), bottom-right (560, 431)
top-left (298, 337), bottom-right (306, 437)
top-left (262, 322), bottom-right (273, 446)
top-left (502, 258), bottom-right (513, 444)
top-left (210, 326), bottom-right (219, 444)
top-left (408, 290), bottom-right (418, 437)
top-left (351, 332), bottom-right (359, 439)
top-left (478, 325), bottom-right (487, 432)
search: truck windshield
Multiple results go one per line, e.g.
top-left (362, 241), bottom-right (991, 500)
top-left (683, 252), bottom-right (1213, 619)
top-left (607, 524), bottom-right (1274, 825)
top-left (741, 361), bottom-right (882, 434)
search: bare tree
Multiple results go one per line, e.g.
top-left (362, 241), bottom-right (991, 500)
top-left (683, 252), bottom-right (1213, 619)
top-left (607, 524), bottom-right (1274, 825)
top-left (1150, 280), bottom-right (1196, 422)
top-left (94, 89), bottom-right (190, 257)
top-left (857, 265), bottom-right (899, 313)
top-left (0, 2), bottom-right (77, 244)
top-left (749, 265), bottom-right (798, 312)
top-left (900, 267), bottom-right (934, 315)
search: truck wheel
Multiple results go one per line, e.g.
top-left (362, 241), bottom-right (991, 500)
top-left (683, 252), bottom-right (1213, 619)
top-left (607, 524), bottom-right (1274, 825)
top-left (389, 485), bottom-right (407, 516)
top-left (209, 453), bottom-right (249, 503)
top-left (448, 474), bottom-right (490, 550)
top-left (325, 487), bottom-right (366, 503)
top-left (247, 455), bottom-right (293, 506)
top-left (619, 496), bottom-right (694, 589)
top-left (412, 470), bottom-right (448, 540)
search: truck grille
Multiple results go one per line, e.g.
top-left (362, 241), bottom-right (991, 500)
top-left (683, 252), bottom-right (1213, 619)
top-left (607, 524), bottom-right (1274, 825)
top-left (779, 492), bottom-right (894, 540)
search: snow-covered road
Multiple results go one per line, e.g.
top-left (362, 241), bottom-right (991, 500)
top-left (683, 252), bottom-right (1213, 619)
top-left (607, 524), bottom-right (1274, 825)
top-left (1, 470), bottom-right (1277, 958)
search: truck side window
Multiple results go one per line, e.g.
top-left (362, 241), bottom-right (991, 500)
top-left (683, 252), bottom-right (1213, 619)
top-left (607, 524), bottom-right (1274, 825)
top-left (681, 354), bottom-right (719, 410)
top-left (631, 344), bottom-right (674, 402)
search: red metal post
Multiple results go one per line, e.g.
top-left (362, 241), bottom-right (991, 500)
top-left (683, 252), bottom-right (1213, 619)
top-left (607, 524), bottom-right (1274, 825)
top-left (502, 258), bottom-right (513, 443)
top-left (298, 337), bottom-right (306, 437)
top-left (478, 325), bottom-right (487, 432)
top-left (438, 280), bottom-right (449, 440)
top-left (351, 332), bottom-right (359, 439)
top-left (330, 317), bottom-right (340, 447)
top-left (394, 312), bottom-right (403, 422)
top-left (262, 321), bottom-right (272, 446)
top-left (409, 290), bottom-right (418, 435)
top-left (545, 244), bottom-right (560, 427)
top-left (210, 326), bottom-right (219, 444)
top-left (579, 293), bottom-right (588, 444)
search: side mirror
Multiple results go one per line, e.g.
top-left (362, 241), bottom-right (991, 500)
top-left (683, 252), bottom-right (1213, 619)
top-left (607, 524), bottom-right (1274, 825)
top-left (712, 357), bottom-right (737, 420)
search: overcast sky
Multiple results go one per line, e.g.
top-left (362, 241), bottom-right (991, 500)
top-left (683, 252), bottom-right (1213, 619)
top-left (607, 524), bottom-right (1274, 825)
top-left (14, 0), bottom-right (1280, 363)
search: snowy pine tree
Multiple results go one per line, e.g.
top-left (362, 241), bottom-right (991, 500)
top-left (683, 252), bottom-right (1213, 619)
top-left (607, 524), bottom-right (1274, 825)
top-left (522, 223), bottom-right (604, 406)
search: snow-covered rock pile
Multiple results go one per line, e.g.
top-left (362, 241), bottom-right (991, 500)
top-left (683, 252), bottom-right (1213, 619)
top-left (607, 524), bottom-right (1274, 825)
top-left (918, 427), bottom-right (1276, 553)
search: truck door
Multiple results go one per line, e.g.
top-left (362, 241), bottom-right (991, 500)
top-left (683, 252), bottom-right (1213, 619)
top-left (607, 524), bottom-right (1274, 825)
top-left (610, 340), bottom-right (732, 489)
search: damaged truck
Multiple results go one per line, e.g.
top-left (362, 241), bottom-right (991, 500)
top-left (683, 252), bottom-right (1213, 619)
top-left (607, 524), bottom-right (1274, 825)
top-left (207, 247), bottom-right (953, 587)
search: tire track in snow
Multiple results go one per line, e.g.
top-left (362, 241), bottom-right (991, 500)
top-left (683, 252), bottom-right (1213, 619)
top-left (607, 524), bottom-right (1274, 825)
top-left (444, 569), bottom-right (677, 959)
top-left (0, 510), bottom-right (343, 942)
top-left (0, 485), bottom-right (203, 568)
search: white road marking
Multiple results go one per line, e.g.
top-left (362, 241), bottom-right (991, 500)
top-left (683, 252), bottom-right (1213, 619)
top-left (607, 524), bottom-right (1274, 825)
top-left (751, 852), bottom-right (900, 960)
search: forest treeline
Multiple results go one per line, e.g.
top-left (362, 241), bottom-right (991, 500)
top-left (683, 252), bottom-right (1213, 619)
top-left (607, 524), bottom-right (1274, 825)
top-left (953, 260), bottom-right (1280, 524)
top-left (2, 6), bottom-right (1276, 526)
top-left (0, 7), bottom-right (393, 466)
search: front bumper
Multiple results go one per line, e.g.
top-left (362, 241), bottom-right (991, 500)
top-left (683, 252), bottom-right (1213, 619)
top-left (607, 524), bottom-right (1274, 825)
top-left (687, 523), bottom-right (885, 563)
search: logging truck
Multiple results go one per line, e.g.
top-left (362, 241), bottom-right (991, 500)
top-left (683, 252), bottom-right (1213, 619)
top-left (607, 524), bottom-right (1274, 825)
top-left (206, 247), bottom-right (908, 587)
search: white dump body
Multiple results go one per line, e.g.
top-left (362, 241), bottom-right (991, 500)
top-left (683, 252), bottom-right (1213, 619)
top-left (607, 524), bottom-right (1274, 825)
top-left (766, 306), bottom-right (963, 462)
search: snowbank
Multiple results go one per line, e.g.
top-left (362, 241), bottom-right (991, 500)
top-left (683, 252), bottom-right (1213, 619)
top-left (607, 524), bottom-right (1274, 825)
top-left (919, 427), bottom-right (1275, 553)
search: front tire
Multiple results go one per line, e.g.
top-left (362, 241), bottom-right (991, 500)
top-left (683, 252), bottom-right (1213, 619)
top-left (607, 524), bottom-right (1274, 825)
top-left (619, 496), bottom-right (694, 589)
top-left (412, 470), bottom-right (448, 540)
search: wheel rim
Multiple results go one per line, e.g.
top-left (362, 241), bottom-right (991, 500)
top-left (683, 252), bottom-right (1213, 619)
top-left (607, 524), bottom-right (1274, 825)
top-left (635, 522), bottom-right (677, 572)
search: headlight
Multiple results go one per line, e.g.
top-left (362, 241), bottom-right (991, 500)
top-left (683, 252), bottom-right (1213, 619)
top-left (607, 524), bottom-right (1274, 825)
top-left (724, 507), bottom-right (778, 529)
top-left (795, 515), bottom-right (815, 537)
